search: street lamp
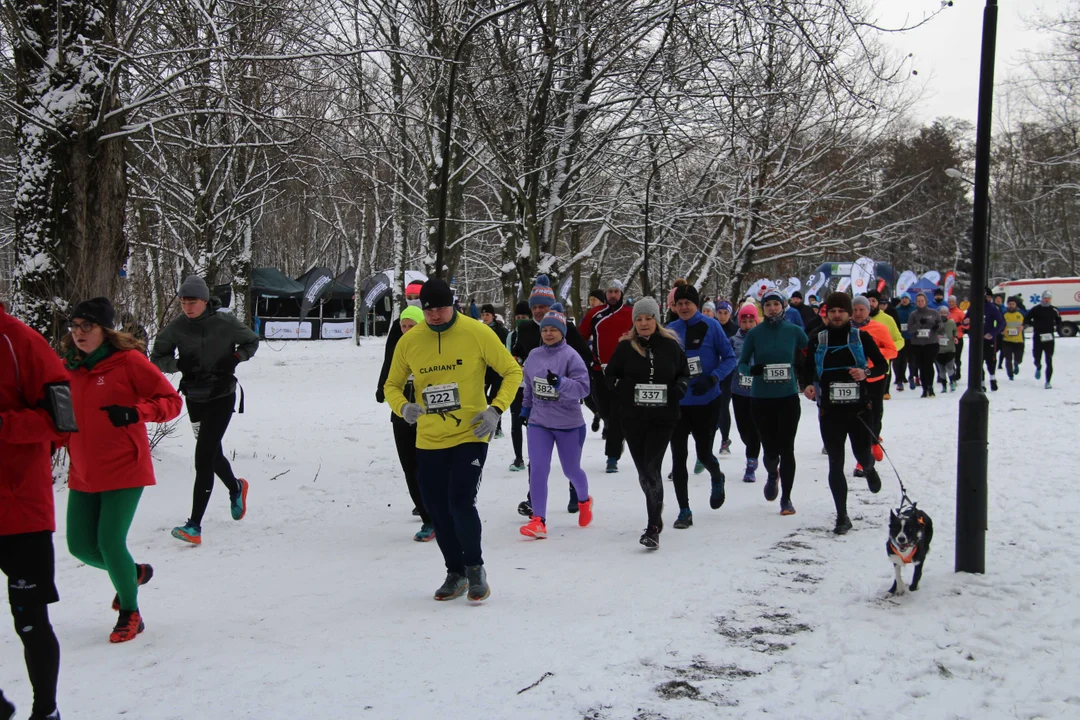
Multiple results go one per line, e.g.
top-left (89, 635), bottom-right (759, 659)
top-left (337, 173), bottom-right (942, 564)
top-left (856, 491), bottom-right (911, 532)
top-left (954, 0), bottom-right (997, 575)
top-left (433, 0), bottom-right (534, 279)
top-left (945, 167), bottom-right (993, 281)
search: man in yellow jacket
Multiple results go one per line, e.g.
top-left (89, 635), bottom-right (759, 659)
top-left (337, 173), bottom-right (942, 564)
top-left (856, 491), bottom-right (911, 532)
top-left (384, 278), bottom-right (522, 603)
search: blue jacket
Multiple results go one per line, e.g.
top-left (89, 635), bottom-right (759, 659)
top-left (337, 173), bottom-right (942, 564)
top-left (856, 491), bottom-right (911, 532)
top-left (784, 306), bottom-right (805, 328)
top-left (895, 303), bottom-right (915, 338)
top-left (966, 301), bottom-right (1005, 339)
top-left (666, 312), bottom-right (737, 406)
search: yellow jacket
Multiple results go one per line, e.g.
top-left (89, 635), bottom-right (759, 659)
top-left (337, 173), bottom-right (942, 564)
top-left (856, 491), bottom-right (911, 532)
top-left (873, 310), bottom-right (905, 352)
top-left (1003, 310), bottom-right (1026, 343)
top-left (384, 313), bottom-right (523, 450)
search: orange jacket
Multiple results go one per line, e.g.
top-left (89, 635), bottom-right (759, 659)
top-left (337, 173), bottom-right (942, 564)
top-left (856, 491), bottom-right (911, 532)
top-left (949, 307), bottom-right (965, 338)
top-left (860, 319), bottom-right (897, 382)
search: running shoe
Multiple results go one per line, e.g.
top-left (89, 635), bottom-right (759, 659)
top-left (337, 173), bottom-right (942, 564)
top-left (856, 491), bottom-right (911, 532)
top-left (990, 378), bottom-right (998, 391)
top-left (853, 464), bottom-right (865, 478)
top-left (949, 380), bottom-right (957, 392)
top-left (909, 378), bottom-right (916, 390)
top-left (883, 392), bottom-right (891, 400)
top-left (742, 458), bottom-right (758, 483)
top-left (29, 710), bottom-right (60, 720)
top-left (465, 565), bottom-right (490, 601)
top-left (591, 415), bottom-right (601, 432)
top-left (509, 460), bottom-right (526, 472)
top-left (112, 563), bottom-right (154, 611)
top-left (494, 427), bottom-right (504, 439)
top-left (577, 497), bottom-right (593, 527)
top-left (719, 439), bottom-right (732, 455)
top-left (709, 472), bottom-right (726, 509)
top-left (779, 498), bottom-right (796, 516)
top-left (764, 471), bottom-right (779, 502)
top-left (520, 516), bottom-right (547, 539)
top-left (606, 458), bottom-right (618, 474)
top-left (109, 609), bottom-right (145, 643)
top-left (1045, 380), bottom-right (1052, 390)
top-left (639, 526), bottom-right (660, 549)
top-left (865, 466), bottom-right (882, 494)
top-left (230, 478), bottom-right (249, 521)
top-left (171, 521), bottom-right (201, 545)
top-left (517, 499), bottom-right (533, 517)
top-left (833, 515), bottom-right (853, 535)
top-left (871, 440), bottom-right (884, 462)
top-left (673, 508), bottom-right (693, 529)
top-left (1, 693), bottom-right (14, 720)
top-left (414, 524), bottom-right (436, 542)
top-left (412, 507), bottom-right (422, 517)
top-left (693, 459), bottom-right (705, 475)
top-left (433, 572), bottom-right (468, 601)
top-left (1035, 367), bottom-right (1041, 380)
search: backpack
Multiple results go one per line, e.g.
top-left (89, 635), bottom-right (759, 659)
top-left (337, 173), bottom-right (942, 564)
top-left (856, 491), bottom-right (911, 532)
top-left (814, 327), bottom-right (867, 379)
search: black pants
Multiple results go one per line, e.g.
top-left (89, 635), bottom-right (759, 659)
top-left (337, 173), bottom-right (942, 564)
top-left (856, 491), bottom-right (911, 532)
top-left (910, 344), bottom-right (938, 395)
top-left (936, 351), bottom-right (956, 386)
top-left (1002, 343), bottom-right (1024, 378)
top-left (187, 394), bottom-right (241, 526)
top-left (717, 376), bottom-right (733, 443)
top-left (866, 380), bottom-right (886, 440)
top-left (509, 387), bottom-right (525, 464)
top-left (731, 394), bottom-right (760, 459)
top-left (982, 338), bottom-right (998, 379)
top-left (591, 369), bottom-right (625, 460)
top-left (416, 443), bottom-right (488, 574)
top-left (392, 419), bottom-right (430, 524)
top-left (953, 337), bottom-right (964, 381)
top-left (750, 395), bottom-right (801, 502)
top-left (892, 345), bottom-right (909, 386)
top-left (0, 532), bottom-right (60, 717)
top-left (670, 400), bottom-right (722, 510)
top-left (623, 419), bottom-right (674, 529)
top-left (820, 405), bottom-right (876, 519)
top-left (1033, 338), bottom-right (1055, 382)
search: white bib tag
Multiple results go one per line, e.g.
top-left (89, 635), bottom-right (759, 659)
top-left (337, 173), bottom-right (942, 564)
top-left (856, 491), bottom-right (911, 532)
top-left (1005, 327), bottom-right (1019, 337)
top-left (900, 323), bottom-right (908, 332)
top-left (634, 383), bottom-right (668, 406)
top-left (764, 364), bottom-right (791, 383)
top-left (739, 374), bottom-right (753, 389)
top-left (917, 328), bottom-right (930, 339)
top-left (422, 383), bottom-right (461, 413)
top-left (938, 336), bottom-right (949, 347)
top-left (1039, 333), bottom-right (1055, 343)
top-left (532, 377), bottom-right (559, 400)
top-left (829, 382), bottom-right (860, 403)
top-left (687, 356), bottom-right (703, 377)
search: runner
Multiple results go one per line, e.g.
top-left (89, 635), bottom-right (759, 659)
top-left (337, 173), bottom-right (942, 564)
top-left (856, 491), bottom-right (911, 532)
top-left (790, 291), bottom-right (820, 333)
top-left (481, 303), bottom-right (509, 439)
top-left (1001, 296), bottom-right (1026, 381)
top-left (712, 300), bottom-right (738, 458)
top-left (579, 278), bottom-right (634, 473)
top-left (865, 290), bottom-right (903, 399)
top-left (1025, 290), bottom-right (1062, 389)
top-left (935, 305), bottom-right (959, 393)
top-left (800, 292), bottom-right (886, 534)
top-left (384, 279), bottom-right (522, 601)
top-left (666, 285), bottom-right (737, 529)
top-left (605, 298), bottom-right (690, 549)
top-left (894, 294), bottom-right (915, 391)
top-left (737, 289), bottom-right (808, 515)
top-left (964, 288), bottom-right (1005, 391)
top-left (518, 304), bottom-right (593, 539)
top-left (376, 305), bottom-right (435, 541)
top-left (906, 292), bottom-right (942, 398)
top-left (850, 295), bottom-right (896, 466)
top-left (730, 304), bottom-right (762, 483)
top-left (948, 295), bottom-right (966, 382)
top-left (701, 301), bottom-right (716, 319)
top-left (0, 301), bottom-right (74, 720)
top-left (63, 298), bottom-right (182, 643)
top-left (151, 275), bottom-right (260, 545)
top-left (507, 301), bottom-right (532, 469)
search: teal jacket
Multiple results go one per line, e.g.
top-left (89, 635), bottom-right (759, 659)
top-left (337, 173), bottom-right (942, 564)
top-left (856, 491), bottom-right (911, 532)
top-left (737, 319), bottom-right (808, 399)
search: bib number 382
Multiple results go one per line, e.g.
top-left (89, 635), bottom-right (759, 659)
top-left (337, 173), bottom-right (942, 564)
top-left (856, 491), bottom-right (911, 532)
top-left (422, 383), bottom-right (461, 413)
top-left (533, 377), bottom-right (559, 400)
top-left (764, 364), bottom-right (791, 383)
top-left (634, 383), bottom-right (668, 406)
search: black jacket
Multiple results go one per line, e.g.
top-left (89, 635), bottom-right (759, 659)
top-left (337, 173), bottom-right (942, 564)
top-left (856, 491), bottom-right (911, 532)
top-left (375, 320), bottom-right (415, 422)
top-left (605, 333), bottom-right (689, 427)
top-left (1024, 304), bottom-right (1062, 336)
top-left (800, 323), bottom-right (886, 412)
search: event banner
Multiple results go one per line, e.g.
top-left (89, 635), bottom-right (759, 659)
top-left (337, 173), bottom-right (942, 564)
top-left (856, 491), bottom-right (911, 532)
top-left (266, 321), bottom-right (312, 339)
top-left (321, 322), bottom-right (354, 339)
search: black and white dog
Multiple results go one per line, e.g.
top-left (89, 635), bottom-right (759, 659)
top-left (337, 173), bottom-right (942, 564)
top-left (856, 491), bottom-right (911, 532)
top-left (887, 504), bottom-right (933, 595)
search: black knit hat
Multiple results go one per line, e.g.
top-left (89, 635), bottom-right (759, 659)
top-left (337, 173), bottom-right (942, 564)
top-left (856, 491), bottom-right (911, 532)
top-left (864, 289), bottom-right (881, 301)
top-left (419, 279), bottom-right (455, 309)
top-left (672, 284), bottom-right (701, 307)
top-left (824, 291), bottom-right (853, 314)
top-left (71, 297), bottom-right (116, 329)
top-left (589, 288), bottom-right (605, 303)
top-left (481, 303), bottom-right (496, 316)
top-left (514, 300), bottom-right (530, 317)
top-left (790, 290), bottom-right (804, 300)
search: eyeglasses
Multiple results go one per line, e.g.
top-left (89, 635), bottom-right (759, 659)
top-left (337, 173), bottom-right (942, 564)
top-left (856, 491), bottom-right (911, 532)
top-left (68, 321), bottom-right (96, 333)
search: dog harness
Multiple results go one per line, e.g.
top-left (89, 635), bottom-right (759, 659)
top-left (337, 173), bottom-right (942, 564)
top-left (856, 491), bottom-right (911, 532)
top-left (889, 540), bottom-right (918, 564)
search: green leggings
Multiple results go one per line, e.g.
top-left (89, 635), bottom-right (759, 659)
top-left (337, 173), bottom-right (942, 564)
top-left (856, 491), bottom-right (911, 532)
top-left (66, 487), bottom-right (144, 611)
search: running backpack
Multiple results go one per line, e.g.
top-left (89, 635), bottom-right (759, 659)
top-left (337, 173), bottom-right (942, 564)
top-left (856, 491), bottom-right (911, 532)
top-left (814, 327), bottom-right (867, 379)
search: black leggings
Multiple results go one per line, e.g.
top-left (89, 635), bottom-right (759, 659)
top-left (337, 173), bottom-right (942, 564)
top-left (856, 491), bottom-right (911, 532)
top-left (866, 380), bottom-right (886, 440)
top-left (509, 387), bottom-right (525, 463)
top-left (750, 395), bottom-right (801, 502)
top-left (670, 400), bottom-right (722, 510)
top-left (910, 344), bottom-right (938, 393)
top-left (953, 337), bottom-right (964, 380)
top-left (731, 394), bottom-right (760, 459)
top-left (717, 376), bottom-right (733, 443)
top-left (591, 369), bottom-right (625, 460)
top-left (10, 605), bottom-right (59, 716)
top-left (1003, 343), bottom-right (1024, 378)
top-left (187, 394), bottom-right (241, 526)
top-left (892, 345), bottom-right (909, 386)
top-left (1033, 338), bottom-right (1055, 382)
top-left (820, 405), bottom-right (876, 519)
top-left (392, 419), bottom-right (430, 524)
top-left (982, 338), bottom-right (998, 378)
top-left (624, 419), bottom-right (674, 529)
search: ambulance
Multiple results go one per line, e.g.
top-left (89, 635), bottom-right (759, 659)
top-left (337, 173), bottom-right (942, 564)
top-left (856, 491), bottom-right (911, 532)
top-left (993, 277), bottom-right (1080, 337)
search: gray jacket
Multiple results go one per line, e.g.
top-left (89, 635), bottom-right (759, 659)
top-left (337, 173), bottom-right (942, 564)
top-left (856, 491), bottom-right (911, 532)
top-left (937, 319), bottom-right (957, 353)
top-left (906, 306), bottom-right (942, 346)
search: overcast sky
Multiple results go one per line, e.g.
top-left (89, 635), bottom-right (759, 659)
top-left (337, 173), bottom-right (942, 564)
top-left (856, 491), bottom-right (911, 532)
top-left (872, 0), bottom-right (1073, 125)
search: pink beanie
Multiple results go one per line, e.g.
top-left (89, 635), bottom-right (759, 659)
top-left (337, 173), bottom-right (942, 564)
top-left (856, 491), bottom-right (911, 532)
top-left (738, 303), bottom-right (759, 320)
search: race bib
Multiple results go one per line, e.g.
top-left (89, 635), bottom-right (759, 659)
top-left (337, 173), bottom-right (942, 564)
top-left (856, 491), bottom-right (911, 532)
top-left (532, 377), bottom-right (559, 400)
top-left (422, 383), bottom-right (461, 413)
top-left (1005, 327), bottom-right (1020, 337)
top-left (900, 323), bottom-right (908, 332)
top-left (634, 383), bottom-right (668, 406)
top-left (739, 374), bottom-right (753, 389)
top-left (1039, 333), bottom-right (1055, 343)
top-left (763, 364), bottom-right (791, 383)
top-left (687, 356), bottom-right (703, 377)
top-left (829, 382), bottom-right (860, 404)
top-left (938, 336), bottom-right (949, 347)
top-left (917, 328), bottom-right (930, 339)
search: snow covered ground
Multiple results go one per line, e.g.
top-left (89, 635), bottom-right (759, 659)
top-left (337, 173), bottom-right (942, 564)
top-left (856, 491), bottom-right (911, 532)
top-left (3, 338), bottom-right (1080, 720)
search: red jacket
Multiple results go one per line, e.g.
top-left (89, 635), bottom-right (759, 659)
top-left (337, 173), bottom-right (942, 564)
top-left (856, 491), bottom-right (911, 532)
top-left (579, 302), bottom-right (634, 370)
top-left (0, 305), bottom-right (72, 536)
top-left (67, 348), bottom-right (182, 493)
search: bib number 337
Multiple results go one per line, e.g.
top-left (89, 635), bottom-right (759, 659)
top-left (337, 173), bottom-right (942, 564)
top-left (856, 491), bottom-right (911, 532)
top-left (634, 383), bottom-right (668, 406)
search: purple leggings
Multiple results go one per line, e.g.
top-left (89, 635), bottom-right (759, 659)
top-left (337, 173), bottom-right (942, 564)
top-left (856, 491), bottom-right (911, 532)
top-left (527, 424), bottom-right (589, 521)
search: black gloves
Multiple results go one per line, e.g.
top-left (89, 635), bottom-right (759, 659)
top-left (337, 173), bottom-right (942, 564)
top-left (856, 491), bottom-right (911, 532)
top-left (375, 387), bottom-right (386, 404)
top-left (546, 371), bottom-right (560, 387)
top-left (101, 405), bottom-right (139, 428)
top-left (750, 364), bottom-right (765, 376)
top-left (177, 356), bottom-right (195, 375)
top-left (690, 375), bottom-right (718, 396)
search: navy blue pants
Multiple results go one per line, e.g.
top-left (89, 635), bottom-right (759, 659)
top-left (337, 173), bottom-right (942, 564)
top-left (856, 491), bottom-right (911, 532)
top-left (417, 443), bottom-right (489, 573)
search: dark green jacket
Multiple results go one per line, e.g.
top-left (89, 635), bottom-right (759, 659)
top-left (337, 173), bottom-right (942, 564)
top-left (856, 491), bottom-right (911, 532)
top-left (151, 299), bottom-right (259, 402)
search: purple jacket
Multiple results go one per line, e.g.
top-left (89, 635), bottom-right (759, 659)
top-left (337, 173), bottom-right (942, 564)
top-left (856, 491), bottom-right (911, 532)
top-left (522, 340), bottom-right (591, 430)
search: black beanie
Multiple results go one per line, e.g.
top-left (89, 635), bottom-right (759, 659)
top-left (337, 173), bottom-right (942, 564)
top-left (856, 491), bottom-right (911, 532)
top-left (672, 284), bottom-right (701, 307)
top-left (481, 303), bottom-right (496, 316)
top-left (419, 279), bottom-right (455, 309)
top-left (864, 289), bottom-right (881, 301)
top-left (589, 288), bottom-right (605, 303)
top-left (790, 290), bottom-right (803, 300)
top-left (514, 300), bottom-right (530, 317)
top-left (824, 291), bottom-right (853, 314)
top-left (71, 297), bottom-right (116, 329)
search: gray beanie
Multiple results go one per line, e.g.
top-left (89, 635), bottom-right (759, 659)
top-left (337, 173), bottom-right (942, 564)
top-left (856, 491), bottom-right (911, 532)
top-left (179, 275), bottom-right (210, 301)
top-left (852, 295), bottom-right (871, 311)
top-left (632, 297), bottom-right (661, 321)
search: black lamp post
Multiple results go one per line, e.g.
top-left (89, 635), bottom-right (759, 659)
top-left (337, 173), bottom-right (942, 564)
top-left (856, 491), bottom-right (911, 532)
top-left (955, 0), bottom-right (997, 575)
top-left (432, 0), bottom-right (534, 279)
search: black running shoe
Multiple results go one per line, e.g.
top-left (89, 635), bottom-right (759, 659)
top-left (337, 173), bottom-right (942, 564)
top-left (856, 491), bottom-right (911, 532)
top-left (465, 565), bottom-right (490, 601)
top-left (1, 694), bottom-right (14, 720)
top-left (412, 507), bottom-right (421, 517)
top-left (709, 471), bottom-right (726, 509)
top-left (433, 572), bottom-right (468, 601)
top-left (639, 526), bottom-right (660, 549)
top-left (517, 499), bottom-right (532, 517)
top-left (833, 516), bottom-right (853, 535)
top-left (865, 467), bottom-right (882, 494)
top-left (764, 471), bottom-right (779, 502)
top-left (28, 709), bottom-right (60, 720)
top-left (113, 563), bottom-right (153, 611)
top-left (591, 415), bottom-right (601, 433)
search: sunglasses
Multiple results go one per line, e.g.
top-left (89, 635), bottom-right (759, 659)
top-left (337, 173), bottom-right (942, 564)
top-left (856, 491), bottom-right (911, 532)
top-left (68, 321), bottom-right (97, 333)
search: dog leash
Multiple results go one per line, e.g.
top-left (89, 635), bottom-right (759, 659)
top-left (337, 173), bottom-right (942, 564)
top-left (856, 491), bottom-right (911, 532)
top-left (858, 414), bottom-right (915, 510)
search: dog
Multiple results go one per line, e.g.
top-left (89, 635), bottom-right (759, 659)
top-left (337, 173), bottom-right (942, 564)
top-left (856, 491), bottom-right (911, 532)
top-left (887, 504), bottom-right (933, 595)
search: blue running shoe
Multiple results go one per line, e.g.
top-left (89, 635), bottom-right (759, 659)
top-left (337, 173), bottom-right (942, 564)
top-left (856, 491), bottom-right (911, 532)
top-left (509, 460), bottom-right (526, 472)
top-left (673, 508), bottom-right (693, 529)
top-left (1035, 367), bottom-right (1041, 380)
top-left (171, 521), bottom-right (201, 545)
top-left (693, 459), bottom-right (704, 475)
top-left (764, 471), bottom-right (779, 502)
top-left (780, 498), bottom-right (796, 516)
top-left (230, 478), bottom-right (249, 521)
top-left (709, 471), bottom-right (726, 509)
top-left (909, 378), bottom-right (916, 390)
top-left (742, 458), bottom-right (758, 483)
top-left (606, 458), bottom-right (618, 474)
top-left (414, 524), bottom-right (435, 542)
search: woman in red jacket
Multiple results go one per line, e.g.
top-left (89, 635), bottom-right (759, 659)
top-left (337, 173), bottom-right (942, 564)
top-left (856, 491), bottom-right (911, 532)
top-left (63, 298), bottom-right (182, 643)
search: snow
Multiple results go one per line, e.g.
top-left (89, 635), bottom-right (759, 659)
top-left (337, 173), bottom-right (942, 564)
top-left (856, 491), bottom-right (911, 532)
top-left (5, 340), bottom-right (1080, 719)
